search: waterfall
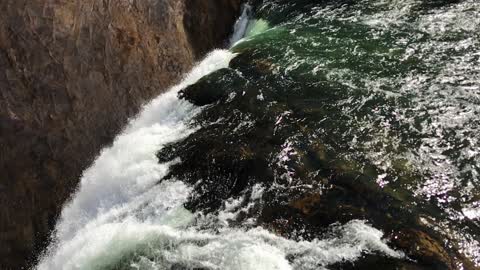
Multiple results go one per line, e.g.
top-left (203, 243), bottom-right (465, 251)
top-left (36, 50), bottom-right (236, 270)
top-left (36, 31), bottom-right (401, 270)
top-left (229, 4), bottom-right (253, 46)
top-left (35, 4), bottom-right (410, 269)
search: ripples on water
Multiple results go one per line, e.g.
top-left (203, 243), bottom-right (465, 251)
top-left (234, 0), bottom-right (479, 264)
top-left (37, 0), bottom-right (479, 269)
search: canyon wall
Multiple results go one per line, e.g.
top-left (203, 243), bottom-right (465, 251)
top-left (0, 0), bottom-right (242, 268)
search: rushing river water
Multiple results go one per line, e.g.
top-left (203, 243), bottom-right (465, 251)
top-left (37, 0), bottom-right (479, 269)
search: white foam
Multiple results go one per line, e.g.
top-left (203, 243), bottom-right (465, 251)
top-left (36, 6), bottom-right (407, 268)
top-left (230, 4), bottom-right (253, 46)
top-left (37, 46), bottom-right (403, 269)
top-left (37, 50), bottom-right (236, 269)
top-left (37, 181), bottom-right (194, 270)
top-left (39, 219), bottom-right (403, 270)
top-left (463, 206), bottom-right (480, 220)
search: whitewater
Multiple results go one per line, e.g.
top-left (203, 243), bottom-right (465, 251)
top-left (36, 7), bottom-right (403, 270)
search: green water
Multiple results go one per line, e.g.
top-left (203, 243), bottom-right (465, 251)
top-left (40, 1), bottom-right (480, 269)
top-left (162, 0), bottom-right (480, 268)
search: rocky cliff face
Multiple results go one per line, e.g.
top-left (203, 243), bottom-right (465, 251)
top-left (0, 0), bottom-right (242, 269)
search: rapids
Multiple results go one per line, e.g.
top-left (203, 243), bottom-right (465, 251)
top-left (37, 0), bottom-right (479, 269)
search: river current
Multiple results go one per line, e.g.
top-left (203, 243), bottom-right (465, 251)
top-left (37, 1), bottom-right (479, 269)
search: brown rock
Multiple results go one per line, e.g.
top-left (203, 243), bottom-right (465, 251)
top-left (290, 193), bottom-right (322, 215)
top-left (184, 0), bottom-right (245, 58)
top-left (391, 229), bottom-right (455, 269)
top-left (0, 0), bottom-right (242, 269)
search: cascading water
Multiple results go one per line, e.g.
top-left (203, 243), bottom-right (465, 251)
top-left (35, 50), bottom-right (236, 270)
top-left (37, 1), bottom-right (480, 269)
top-left (229, 4), bottom-right (254, 46)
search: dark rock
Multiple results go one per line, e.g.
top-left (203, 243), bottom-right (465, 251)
top-left (179, 69), bottom-right (239, 106)
top-left (159, 51), bottom-right (479, 270)
top-left (391, 229), bottom-right (454, 269)
top-left (184, 0), bottom-right (243, 58)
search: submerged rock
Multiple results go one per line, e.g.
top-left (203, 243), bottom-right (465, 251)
top-left (157, 41), bottom-right (480, 268)
top-left (0, 0), bottom-right (242, 268)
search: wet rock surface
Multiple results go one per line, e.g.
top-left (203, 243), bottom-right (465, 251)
top-left (0, 0), bottom-right (242, 268)
top-left (158, 45), bottom-right (480, 269)
top-left (161, 0), bottom-right (480, 267)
